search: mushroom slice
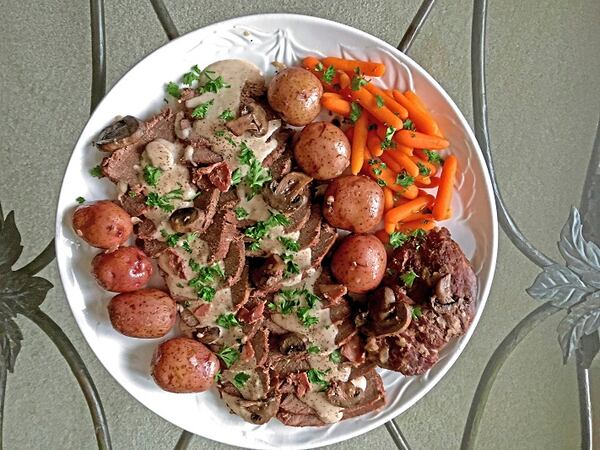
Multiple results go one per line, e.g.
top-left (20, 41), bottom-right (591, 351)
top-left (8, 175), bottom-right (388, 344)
top-left (279, 333), bottom-right (307, 355)
top-left (169, 207), bottom-right (206, 233)
top-left (326, 378), bottom-right (366, 408)
top-left (196, 326), bottom-right (221, 345)
top-left (263, 172), bottom-right (313, 212)
top-left (251, 254), bottom-right (285, 291)
top-left (365, 286), bottom-right (412, 337)
top-left (95, 116), bottom-right (145, 151)
top-left (226, 100), bottom-right (268, 136)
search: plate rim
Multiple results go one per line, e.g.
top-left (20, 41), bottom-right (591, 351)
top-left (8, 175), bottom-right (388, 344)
top-left (54, 12), bottom-right (498, 449)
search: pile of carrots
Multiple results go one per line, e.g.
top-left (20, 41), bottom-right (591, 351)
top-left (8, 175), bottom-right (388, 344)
top-left (301, 56), bottom-right (458, 242)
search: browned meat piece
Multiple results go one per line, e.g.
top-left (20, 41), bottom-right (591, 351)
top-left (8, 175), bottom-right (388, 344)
top-left (198, 209), bottom-right (236, 264)
top-left (297, 204), bottom-right (322, 249)
top-left (138, 238), bottom-right (167, 257)
top-left (217, 188), bottom-right (238, 210)
top-left (250, 328), bottom-right (270, 366)
top-left (276, 395), bottom-right (326, 427)
top-left (269, 148), bottom-right (293, 181)
top-left (309, 223), bottom-right (337, 268)
top-left (251, 254), bottom-right (285, 292)
top-left (192, 177), bottom-right (220, 232)
top-left (192, 161), bottom-right (232, 192)
top-left (231, 266), bottom-right (251, 310)
top-left (183, 137), bottom-right (223, 165)
top-left (222, 238), bottom-right (245, 287)
top-left (226, 99), bottom-right (268, 136)
top-left (237, 298), bottom-right (265, 325)
top-left (262, 128), bottom-right (291, 169)
top-left (341, 334), bottom-right (365, 364)
top-left (337, 369), bottom-right (385, 419)
top-left (120, 192), bottom-right (148, 217)
top-left (283, 201), bottom-right (311, 234)
top-left (268, 352), bottom-right (310, 376)
top-left (335, 318), bottom-right (358, 347)
top-left (135, 218), bottom-right (156, 240)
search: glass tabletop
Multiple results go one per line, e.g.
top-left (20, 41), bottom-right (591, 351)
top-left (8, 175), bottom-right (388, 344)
top-left (1, 0), bottom-right (598, 449)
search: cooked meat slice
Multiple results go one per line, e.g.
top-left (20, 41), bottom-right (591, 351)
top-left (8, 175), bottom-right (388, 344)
top-left (340, 334), bottom-right (365, 364)
top-left (296, 204), bottom-right (322, 249)
top-left (276, 394), bottom-right (326, 427)
top-left (283, 201), bottom-right (311, 234)
top-left (237, 298), bottom-right (265, 324)
top-left (101, 146), bottom-right (140, 186)
top-left (309, 223), bottom-right (337, 267)
top-left (221, 392), bottom-right (280, 425)
top-left (120, 192), bottom-right (148, 217)
top-left (268, 352), bottom-right (310, 375)
top-left (221, 238), bottom-right (245, 287)
top-left (262, 128), bottom-right (291, 169)
top-left (138, 238), bottom-right (167, 257)
top-left (335, 318), bottom-right (357, 347)
top-left (328, 301), bottom-right (352, 323)
top-left (338, 369), bottom-right (385, 419)
top-left (217, 188), bottom-right (238, 210)
top-left (192, 161), bottom-right (232, 192)
top-left (182, 138), bottom-right (223, 165)
top-left (192, 177), bottom-right (220, 232)
top-left (226, 99), bottom-right (268, 136)
top-left (251, 254), bottom-right (285, 292)
top-left (135, 218), bottom-right (156, 240)
top-left (231, 265), bottom-right (251, 310)
top-left (199, 208), bottom-right (236, 264)
top-left (250, 328), bottom-right (270, 366)
top-left (239, 79), bottom-right (267, 109)
top-left (269, 148), bottom-right (293, 181)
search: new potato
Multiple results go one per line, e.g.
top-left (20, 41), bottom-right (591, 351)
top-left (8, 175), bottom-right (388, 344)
top-left (267, 67), bottom-right (323, 126)
top-left (72, 200), bottom-right (133, 249)
top-left (92, 246), bottom-right (153, 292)
top-left (294, 122), bottom-right (351, 180)
top-left (331, 234), bottom-right (387, 293)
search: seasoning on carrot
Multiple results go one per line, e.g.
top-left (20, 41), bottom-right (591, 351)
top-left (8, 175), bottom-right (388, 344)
top-left (396, 130), bottom-right (449, 149)
top-left (321, 93), bottom-right (351, 116)
top-left (349, 87), bottom-right (404, 130)
top-left (384, 194), bottom-right (435, 224)
top-left (410, 155), bottom-right (437, 177)
top-left (322, 57), bottom-right (385, 77)
top-left (432, 154), bottom-right (457, 220)
top-left (383, 187), bottom-right (394, 211)
top-left (365, 83), bottom-right (408, 119)
top-left (351, 111), bottom-right (369, 175)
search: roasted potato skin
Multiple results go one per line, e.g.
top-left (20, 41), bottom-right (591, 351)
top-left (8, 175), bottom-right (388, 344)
top-left (72, 200), bottom-right (133, 249)
top-left (267, 67), bottom-right (323, 126)
top-left (323, 175), bottom-right (384, 232)
top-left (92, 246), bottom-right (153, 292)
top-left (331, 234), bottom-right (387, 294)
top-left (151, 337), bottom-right (220, 393)
top-left (293, 122), bottom-right (351, 180)
top-left (108, 289), bottom-right (176, 338)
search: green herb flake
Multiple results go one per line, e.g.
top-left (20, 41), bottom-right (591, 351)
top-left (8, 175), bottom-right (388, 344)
top-left (238, 142), bottom-right (255, 165)
top-left (329, 349), bottom-right (342, 363)
top-left (395, 171), bottom-right (415, 188)
top-left (230, 168), bottom-right (242, 186)
top-left (349, 102), bottom-right (362, 123)
top-left (219, 109), bottom-right (235, 121)
top-left (233, 372), bottom-right (251, 389)
top-left (307, 345), bottom-right (320, 354)
top-left (160, 229), bottom-right (182, 247)
top-left (191, 99), bottom-right (214, 119)
top-left (375, 95), bottom-right (385, 108)
top-left (76, 196), bottom-right (85, 204)
top-left (403, 119), bottom-right (416, 130)
top-left (303, 291), bottom-right (320, 308)
top-left (376, 179), bottom-right (387, 187)
top-left (314, 62), bottom-right (324, 72)
top-left (380, 126), bottom-right (396, 150)
top-left (145, 187), bottom-right (184, 212)
top-left (322, 66), bottom-right (336, 83)
top-left (297, 306), bottom-right (319, 328)
top-left (166, 81), bottom-right (181, 98)
top-left (245, 159), bottom-right (272, 197)
top-left (306, 368), bottom-right (329, 391)
top-left (373, 167), bottom-right (383, 176)
top-left (214, 129), bottom-right (226, 137)
top-left (143, 165), bottom-right (163, 187)
top-left (278, 236), bottom-right (300, 252)
top-left (351, 75), bottom-right (368, 91)
top-left (417, 162), bottom-right (431, 176)
top-left (181, 232), bottom-right (197, 253)
top-left (216, 313), bottom-right (240, 329)
top-left (400, 270), bottom-right (418, 288)
top-left (234, 207), bottom-right (249, 220)
top-left (423, 149), bottom-right (443, 165)
top-left (216, 347), bottom-right (240, 368)
top-left (411, 306), bottom-right (423, 320)
top-left (214, 370), bottom-right (222, 383)
top-left (389, 231), bottom-right (409, 249)
top-left (199, 74), bottom-right (231, 94)
top-left (90, 165), bottom-right (103, 178)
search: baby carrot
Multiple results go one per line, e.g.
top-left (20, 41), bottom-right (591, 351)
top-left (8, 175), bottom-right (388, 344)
top-left (321, 93), bottom-right (351, 116)
top-left (432, 154), bottom-right (457, 220)
top-left (383, 187), bottom-right (394, 211)
top-left (302, 56), bottom-right (321, 71)
top-left (380, 152), bottom-right (403, 173)
top-left (403, 212), bottom-right (433, 222)
top-left (367, 132), bottom-right (383, 157)
top-left (365, 83), bottom-right (408, 119)
top-left (352, 111), bottom-right (369, 175)
top-left (338, 71), bottom-right (351, 89)
top-left (410, 155), bottom-right (437, 177)
top-left (322, 57), bottom-right (386, 77)
top-left (397, 218), bottom-right (437, 233)
top-left (415, 176), bottom-right (431, 186)
top-left (384, 221), bottom-right (396, 234)
top-left (396, 130), bottom-right (449, 149)
top-left (416, 176), bottom-right (440, 188)
top-left (384, 194), bottom-right (435, 224)
top-left (349, 88), bottom-right (404, 130)
top-left (404, 91), bottom-right (427, 111)
top-left (392, 90), bottom-right (438, 136)
top-left (385, 150), bottom-right (419, 177)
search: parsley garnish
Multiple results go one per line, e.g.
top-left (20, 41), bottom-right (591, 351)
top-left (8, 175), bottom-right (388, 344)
top-left (373, 166), bottom-right (383, 176)
top-left (90, 165), bottom-right (102, 178)
top-left (411, 228), bottom-right (426, 239)
top-left (396, 171), bottom-right (415, 188)
top-left (417, 162), bottom-right (431, 176)
top-left (297, 306), bottom-right (318, 328)
top-left (181, 232), bottom-right (197, 253)
top-left (389, 231), bottom-right (409, 249)
top-left (303, 291), bottom-right (320, 308)
top-left (76, 196), bottom-right (85, 204)
top-left (128, 191), bottom-right (137, 198)
top-left (214, 370), bottom-right (222, 383)
top-left (322, 66), bottom-right (336, 83)
top-left (400, 270), bottom-right (418, 288)
top-left (376, 179), bottom-right (387, 187)
top-left (187, 261), bottom-right (224, 301)
top-left (182, 64), bottom-right (203, 86)
top-left (329, 349), bottom-right (342, 363)
top-left (145, 187), bottom-right (183, 212)
top-left (283, 254), bottom-right (300, 278)
top-left (231, 168), bottom-right (242, 186)
top-left (411, 306), bottom-right (423, 320)
top-left (307, 345), bottom-right (320, 354)
top-left (238, 142), bottom-right (255, 165)
top-left (351, 75), bottom-right (368, 91)
top-left (278, 236), bottom-right (300, 252)
top-left (161, 229), bottom-right (182, 247)
top-left (233, 372), bottom-right (250, 389)
top-left (403, 119), bottom-right (416, 130)
top-left (244, 213), bottom-right (290, 250)
top-left (306, 369), bottom-right (329, 391)
top-left (216, 313), bottom-right (240, 329)
top-left (199, 73), bottom-right (231, 94)
top-left (423, 149), bottom-right (443, 165)
top-left (314, 62), bottom-right (324, 72)
top-left (349, 102), bottom-right (362, 123)
top-left (191, 99), bottom-right (214, 119)
top-left (380, 126), bottom-right (396, 150)
top-left (219, 109), bottom-right (235, 121)
top-left (166, 81), bottom-right (181, 98)
top-left (216, 347), bottom-right (239, 368)
top-left (375, 95), bottom-right (385, 108)
top-left (245, 159), bottom-right (272, 197)
top-left (234, 207), bottom-right (249, 219)
top-left (143, 165), bottom-right (162, 187)
top-left (214, 129), bottom-right (225, 137)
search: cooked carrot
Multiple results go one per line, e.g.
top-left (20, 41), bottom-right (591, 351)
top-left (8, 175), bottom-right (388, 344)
top-left (380, 152), bottom-right (402, 173)
top-left (415, 176), bottom-right (431, 186)
top-left (410, 155), bottom-right (437, 177)
top-left (404, 91), bottom-right (427, 111)
top-left (384, 221), bottom-right (396, 234)
top-left (338, 71), bottom-right (351, 89)
top-left (383, 187), bottom-right (394, 211)
top-left (321, 93), bottom-right (351, 116)
top-left (397, 218), bottom-right (437, 233)
top-left (385, 89), bottom-right (394, 98)
top-left (416, 176), bottom-right (440, 189)
top-left (403, 212), bottom-right (433, 222)
top-left (384, 194), bottom-right (435, 224)
top-left (432, 154), bottom-right (457, 220)
top-left (351, 111), bottom-right (369, 175)
top-left (349, 88), bottom-right (403, 130)
top-left (385, 151), bottom-right (419, 177)
top-left (375, 124), bottom-right (411, 156)
top-left (322, 57), bottom-right (385, 77)
top-left (392, 90), bottom-right (439, 136)
top-left (302, 56), bottom-right (321, 71)
top-left (375, 229), bottom-right (390, 244)
top-left (396, 130), bottom-right (449, 149)
top-left (367, 132), bottom-right (383, 157)
top-left (365, 83), bottom-right (408, 119)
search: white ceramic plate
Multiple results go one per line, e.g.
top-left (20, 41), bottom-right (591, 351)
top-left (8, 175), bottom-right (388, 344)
top-left (55, 13), bottom-right (498, 450)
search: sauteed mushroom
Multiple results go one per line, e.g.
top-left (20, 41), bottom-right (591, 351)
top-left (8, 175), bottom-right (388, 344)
top-left (251, 254), bottom-right (285, 290)
top-left (326, 379), bottom-right (365, 408)
top-left (279, 333), bottom-right (306, 355)
top-left (226, 100), bottom-right (268, 136)
top-left (169, 207), bottom-right (205, 233)
top-left (96, 115), bottom-right (145, 151)
top-left (430, 274), bottom-right (460, 314)
top-left (263, 172), bottom-right (312, 212)
top-left (365, 286), bottom-right (412, 337)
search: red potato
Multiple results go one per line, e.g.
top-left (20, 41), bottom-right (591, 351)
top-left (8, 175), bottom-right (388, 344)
top-left (323, 175), bottom-right (384, 233)
top-left (294, 122), bottom-right (351, 180)
top-left (108, 289), bottom-right (176, 338)
top-left (151, 337), bottom-right (220, 393)
top-left (72, 200), bottom-right (133, 249)
top-left (92, 246), bottom-right (153, 292)
top-left (267, 67), bottom-right (323, 126)
top-left (331, 234), bottom-right (387, 294)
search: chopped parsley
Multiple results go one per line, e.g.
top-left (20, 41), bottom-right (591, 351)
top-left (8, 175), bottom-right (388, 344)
top-left (199, 73), bottom-right (231, 94)
top-left (181, 64), bottom-right (203, 86)
top-left (181, 232), bottom-right (197, 253)
top-left (230, 169), bottom-right (242, 187)
top-left (373, 166), bottom-right (383, 176)
top-left (389, 231), bottom-right (409, 249)
top-left (160, 229), bottom-right (182, 247)
top-left (233, 372), bottom-right (251, 389)
top-left (297, 306), bottom-right (318, 328)
top-left (411, 306), bottom-right (423, 320)
top-left (187, 261), bottom-right (224, 302)
top-left (143, 165), bottom-right (162, 187)
top-left (166, 81), bottom-right (181, 98)
top-left (219, 109), bottom-right (235, 121)
top-left (283, 254), bottom-right (300, 278)
top-left (403, 119), bottom-right (416, 130)
top-left (269, 292), bottom-right (299, 315)
top-left (304, 291), bottom-right (320, 308)
top-left (278, 236), bottom-right (300, 252)
top-left (423, 149), bottom-right (443, 165)
top-left (245, 159), bottom-right (272, 197)
top-left (314, 62), bottom-right (324, 72)
top-left (412, 228), bottom-right (427, 239)
top-left (128, 191), bottom-right (138, 198)
top-left (306, 368), bottom-right (329, 391)
top-left (214, 370), bottom-right (222, 383)
top-left (90, 165), bottom-right (102, 178)
top-left (76, 196), bottom-right (85, 204)
top-left (191, 99), bottom-right (214, 119)
top-left (396, 171), bottom-right (415, 188)
top-left (329, 349), bottom-right (342, 363)
top-left (351, 75), bottom-right (368, 91)
top-left (417, 162), bottom-right (431, 176)
top-left (234, 207), bottom-right (249, 220)
top-left (375, 95), bottom-right (385, 108)
top-left (307, 345), bottom-right (320, 354)
top-left (216, 347), bottom-right (239, 368)
top-left (244, 213), bottom-right (290, 250)
top-left (400, 270), bottom-right (418, 288)
top-left (380, 126), bottom-right (396, 150)
top-left (349, 102), bottom-right (362, 123)
top-left (214, 129), bottom-right (225, 137)
top-left (145, 187), bottom-right (183, 212)
top-left (216, 313), bottom-right (240, 329)
top-left (238, 142), bottom-right (255, 165)
top-left (322, 66), bottom-right (336, 83)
